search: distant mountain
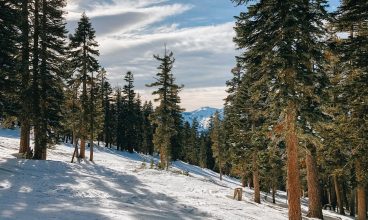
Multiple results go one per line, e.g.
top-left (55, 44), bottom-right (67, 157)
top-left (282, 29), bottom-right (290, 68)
top-left (182, 107), bottom-right (224, 131)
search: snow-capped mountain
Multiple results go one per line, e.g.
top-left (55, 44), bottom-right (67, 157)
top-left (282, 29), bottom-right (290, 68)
top-left (182, 107), bottom-right (224, 131)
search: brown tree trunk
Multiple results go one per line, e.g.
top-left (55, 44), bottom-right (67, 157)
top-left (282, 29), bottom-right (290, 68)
top-left (80, 139), bottom-right (85, 158)
top-left (356, 160), bottom-right (366, 220)
top-left (219, 165), bottom-right (223, 181)
top-left (253, 151), bottom-right (260, 204)
top-left (285, 103), bottom-right (302, 220)
top-left (333, 174), bottom-right (345, 215)
top-left (19, 0), bottom-right (30, 155)
top-left (350, 189), bottom-right (356, 217)
top-left (306, 150), bottom-right (323, 219)
top-left (19, 120), bottom-right (30, 154)
top-left (89, 139), bottom-right (93, 161)
top-left (272, 183), bottom-right (276, 204)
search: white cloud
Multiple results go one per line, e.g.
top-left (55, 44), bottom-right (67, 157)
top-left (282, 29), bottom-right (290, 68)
top-left (138, 87), bottom-right (227, 112)
top-left (65, 0), bottom-right (238, 110)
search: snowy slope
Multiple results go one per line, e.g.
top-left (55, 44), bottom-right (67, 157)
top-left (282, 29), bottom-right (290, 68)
top-left (182, 107), bottom-right (224, 131)
top-left (0, 128), bottom-right (350, 220)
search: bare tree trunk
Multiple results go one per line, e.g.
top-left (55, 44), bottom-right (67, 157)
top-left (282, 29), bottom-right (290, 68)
top-left (306, 150), bottom-right (323, 219)
top-left (285, 103), bottom-right (302, 220)
top-left (356, 160), bottom-right (366, 220)
top-left (253, 151), bottom-right (260, 204)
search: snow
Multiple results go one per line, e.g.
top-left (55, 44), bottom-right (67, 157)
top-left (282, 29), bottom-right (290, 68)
top-left (182, 107), bottom-right (224, 131)
top-left (0, 128), bottom-right (353, 220)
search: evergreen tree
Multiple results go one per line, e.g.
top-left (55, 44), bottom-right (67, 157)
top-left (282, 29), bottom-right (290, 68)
top-left (100, 75), bottom-right (113, 148)
top-left (0, 0), bottom-right (19, 117)
top-left (146, 48), bottom-right (183, 169)
top-left (210, 112), bottom-right (225, 180)
top-left (335, 2), bottom-right (368, 219)
top-left (31, 0), bottom-right (67, 159)
top-left (18, 0), bottom-right (31, 155)
top-left (69, 12), bottom-right (99, 159)
top-left (232, 0), bottom-right (330, 218)
top-left (122, 71), bottom-right (136, 153)
top-left (142, 101), bottom-right (154, 155)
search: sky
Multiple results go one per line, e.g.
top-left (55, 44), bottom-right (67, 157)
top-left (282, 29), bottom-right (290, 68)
top-left (65, 0), bottom-right (340, 111)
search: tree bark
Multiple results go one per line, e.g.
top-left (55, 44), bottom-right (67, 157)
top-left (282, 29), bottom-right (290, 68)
top-left (80, 139), bottom-right (85, 158)
top-left (253, 151), bottom-right (260, 204)
top-left (19, 121), bottom-right (30, 154)
top-left (306, 150), bottom-right (323, 219)
top-left (356, 160), bottom-right (366, 220)
top-left (19, 0), bottom-right (30, 155)
top-left (285, 103), bottom-right (302, 220)
top-left (333, 174), bottom-right (345, 215)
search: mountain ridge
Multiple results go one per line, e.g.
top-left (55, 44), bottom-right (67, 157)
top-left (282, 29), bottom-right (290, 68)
top-left (182, 106), bottom-right (224, 131)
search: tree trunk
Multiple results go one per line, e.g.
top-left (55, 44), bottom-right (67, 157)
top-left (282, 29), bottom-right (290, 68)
top-left (356, 160), bottom-right (366, 220)
top-left (31, 0), bottom-right (41, 160)
top-left (89, 71), bottom-right (94, 162)
top-left (272, 183), bottom-right (276, 204)
top-left (80, 139), bottom-right (85, 158)
top-left (89, 139), bottom-right (93, 161)
top-left (285, 103), bottom-right (302, 220)
top-left (306, 150), bottom-right (323, 219)
top-left (242, 174), bottom-right (247, 187)
top-left (19, 120), bottom-right (30, 154)
top-left (350, 189), bottom-right (356, 217)
top-left (333, 174), bottom-right (345, 215)
top-left (219, 165), bottom-right (223, 181)
top-left (253, 151), bottom-right (260, 204)
top-left (19, 0), bottom-right (30, 155)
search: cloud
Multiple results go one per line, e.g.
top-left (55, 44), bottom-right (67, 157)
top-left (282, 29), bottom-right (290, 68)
top-left (138, 87), bottom-right (227, 111)
top-left (65, 0), bottom-right (239, 110)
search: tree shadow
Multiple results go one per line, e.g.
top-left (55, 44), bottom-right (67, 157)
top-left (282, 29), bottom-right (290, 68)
top-left (0, 157), bottom-right (209, 219)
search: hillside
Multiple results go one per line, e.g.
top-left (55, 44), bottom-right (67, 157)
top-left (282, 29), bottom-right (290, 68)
top-left (0, 128), bottom-right (350, 220)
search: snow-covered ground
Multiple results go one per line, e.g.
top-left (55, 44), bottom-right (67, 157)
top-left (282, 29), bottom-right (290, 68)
top-left (0, 128), bottom-right (352, 220)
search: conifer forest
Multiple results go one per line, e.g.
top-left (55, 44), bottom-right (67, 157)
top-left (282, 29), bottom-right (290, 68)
top-left (0, 0), bottom-right (367, 220)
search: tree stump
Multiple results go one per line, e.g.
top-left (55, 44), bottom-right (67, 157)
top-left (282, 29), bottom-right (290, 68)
top-left (233, 188), bottom-right (243, 201)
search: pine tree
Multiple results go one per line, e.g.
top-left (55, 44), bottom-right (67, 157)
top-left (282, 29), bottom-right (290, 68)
top-left (69, 12), bottom-right (99, 159)
top-left (146, 48), bottom-right (183, 169)
top-left (335, 2), bottom-right (368, 219)
top-left (100, 75), bottom-right (113, 148)
top-left (18, 0), bottom-right (31, 155)
top-left (142, 101), bottom-right (154, 155)
top-left (122, 71), bottom-right (136, 153)
top-left (0, 0), bottom-right (19, 118)
top-left (232, 0), bottom-right (330, 218)
top-left (210, 112), bottom-right (225, 181)
top-left (115, 87), bottom-right (125, 151)
top-left (31, 0), bottom-right (67, 160)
